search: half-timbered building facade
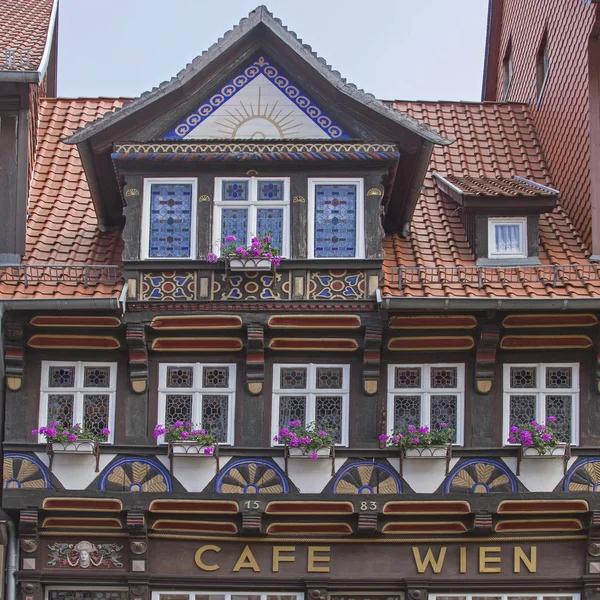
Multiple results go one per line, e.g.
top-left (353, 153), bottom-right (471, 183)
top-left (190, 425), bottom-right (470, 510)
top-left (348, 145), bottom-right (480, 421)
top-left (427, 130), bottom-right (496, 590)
top-left (2, 1), bottom-right (600, 600)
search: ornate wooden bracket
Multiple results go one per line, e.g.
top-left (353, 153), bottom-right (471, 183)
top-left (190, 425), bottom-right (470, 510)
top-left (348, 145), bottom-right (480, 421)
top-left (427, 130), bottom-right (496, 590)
top-left (475, 324), bottom-right (499, 394)
top-left (4, 320), bottom-right (24, 391)
top-left (363, 326), bottom-right (382, 395)
top-left (126, 324), bottom-right (148, 394)
top-left (246, 324), bottom-right (264, 395)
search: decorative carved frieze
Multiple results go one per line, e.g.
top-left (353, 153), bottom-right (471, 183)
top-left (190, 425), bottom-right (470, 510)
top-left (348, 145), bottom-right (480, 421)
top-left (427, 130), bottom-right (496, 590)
top-left (126, 324), bottom-right (148, 393)
top-left (47, 541), bottom-right (123, 568)
top-left (246, 324), bottom-right (265, 395)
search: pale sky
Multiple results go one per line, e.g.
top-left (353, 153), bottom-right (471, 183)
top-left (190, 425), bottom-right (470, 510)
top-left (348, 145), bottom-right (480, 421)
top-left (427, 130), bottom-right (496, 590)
top-left (56, 0), bottom-right (489, 102)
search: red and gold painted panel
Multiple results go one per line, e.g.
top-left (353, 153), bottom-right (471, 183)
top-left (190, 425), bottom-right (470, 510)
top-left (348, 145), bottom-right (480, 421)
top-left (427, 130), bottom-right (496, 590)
top-left (388, 336), bottom-right (475, 351)
top-left (266, 522), bottom-right (353, 535)
top-left (495, 519), bottom-right (583, 532)
top-left (269, 338), bottom-right (358, 351)
top-left (497, 499), bottom-right (589, 514)
top-left (383, 501), bottom-right (471, 515)
top-left (28, 335), bottom-right (120, 350)
top-left (41, 517), bottom-right (123, 529)
top-left (389, 315), bottom-right (477, 329)
top-left (42, 498), bottom-right (123, 512)
top-left (152, 337), bottom-right (243, 352)
top-left (500, 335), bottom-right (593, 350)
top-left (503, 314), bottom-right (598, 328)
top-left (29, 316), bottom-right (121, 328)
top-left (268, 315), bottom-right (361, 329)
top-left (149, 500), bottom-right (238, 514)
top-left (151, 520), bottom-right (237, 534)
top-left (150, 315), bottom-right (242, 330)
top-left (265, 501), bottom-right (354, 515)
top-left (381, 521), bottom-right (468, 534)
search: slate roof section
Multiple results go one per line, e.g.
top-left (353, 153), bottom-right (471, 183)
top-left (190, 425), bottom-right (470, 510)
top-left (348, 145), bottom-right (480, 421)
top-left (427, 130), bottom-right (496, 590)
top-left (0, 98), bottom-right (127, 299)
top-left (380, 100), bottom-right (600, 299)
top-left (64, 5), bottom-right (446, 147)
top-left (0, 0), bottom-right (56, 72)
top-left (441, 174), bottom-right (557, 198)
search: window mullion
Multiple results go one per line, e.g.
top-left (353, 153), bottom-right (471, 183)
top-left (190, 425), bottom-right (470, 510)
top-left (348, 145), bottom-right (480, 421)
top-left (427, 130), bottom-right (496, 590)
top-left (422, 393), bottom-right (431, 428)
top-left (194, 392), bottom-right (202, 428)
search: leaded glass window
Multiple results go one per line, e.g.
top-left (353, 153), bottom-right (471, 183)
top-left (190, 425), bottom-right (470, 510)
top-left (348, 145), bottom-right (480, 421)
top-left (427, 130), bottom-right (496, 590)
top-left (273, 364), bottom-right (349, 446)
top-left (504, 363), bottom-right (579, 445)
top-left (387, 364), bottom-right (465, 445)
top-left (311, 180), bottom-right (362, 258)
top-left (39, 362), bottom-right (117, 443)
top-left (158, 364), bottom-right (236, 445)
top-left (49, 592), bottom-right (128, 600)
top-left (214, 177), bottom-right (289, 257)
top-left (153, 593), bottom-right (303, 600)
top-left (144, 179), bottom-right (197, 259)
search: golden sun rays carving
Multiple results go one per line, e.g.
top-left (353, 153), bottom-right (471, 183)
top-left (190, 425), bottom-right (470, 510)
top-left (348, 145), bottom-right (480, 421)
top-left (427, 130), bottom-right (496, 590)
top-left (3, 454), bottom-right (50, 489)
top-left (332, 462), bottom-right (402, 495)
top-left (566, 459), bottom-right (600, 492)
top-left (446, 460), bottom-right (516, 494)
top-left (100, 458), bottom-right (170, 492)
top-left (216, 459), bottom-right (288, 494)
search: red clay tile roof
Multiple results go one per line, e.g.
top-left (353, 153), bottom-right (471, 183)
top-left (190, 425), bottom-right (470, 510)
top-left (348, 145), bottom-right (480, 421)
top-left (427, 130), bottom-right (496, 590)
top-left (488, 0), bottom-right (597, 250)
top-left (380, 100), bottom-right (600, 299)
top-left (442, 174), bottom-right (556, 198)
top-left (0, 98), bottom-right (127, 299)
top-left (0, 0), bottom-right (55, 72)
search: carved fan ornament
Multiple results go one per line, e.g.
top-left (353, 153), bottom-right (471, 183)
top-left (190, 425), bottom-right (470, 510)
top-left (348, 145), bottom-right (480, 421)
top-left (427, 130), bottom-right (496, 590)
top-left (48, 541), bottom-right (123, 568)
top-left (215, 459), bottom-right (289, 494)
top-left (3, 453), bottom-right (50, 489)
top-left (99, 458), bottom-right (172, 492)
top-left (332, 462), bottom-right (402, 494)
top-left (564, 458), bottom-right (600, 491)
top-left (445, 459), bottom-right (518, 494)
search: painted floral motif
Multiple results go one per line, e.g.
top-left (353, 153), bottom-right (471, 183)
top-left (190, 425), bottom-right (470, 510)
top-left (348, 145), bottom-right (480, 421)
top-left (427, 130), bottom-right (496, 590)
top-left (564, 458), bottom-right (600, 491)
top-left (141, 271), bottom-right (196, 301)
top-left (213, 271), bottom-right (286, 300)
top-left (99, 458), bottom-right (171, 492)
top-left (308, 271), bottom-right (365, 300)
top-left (444, 459), bottom-right (518, 494)
top-left (48, 541), bottom-right (123, 569)
top-left (215, 459), bottom-right (289, 494)
top-left (3, 453), bottom-right (51, 489)
top-left (331, 462), bottom-right (402, 494)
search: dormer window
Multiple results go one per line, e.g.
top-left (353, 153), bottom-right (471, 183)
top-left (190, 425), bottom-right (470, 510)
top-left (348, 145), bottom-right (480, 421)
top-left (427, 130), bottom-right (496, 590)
top-left (488, 217), bottom-right (527, 259)
top-left (141, 178), bottom-right (198, 259)
top-left (213, 177), bottom-right (290, 256)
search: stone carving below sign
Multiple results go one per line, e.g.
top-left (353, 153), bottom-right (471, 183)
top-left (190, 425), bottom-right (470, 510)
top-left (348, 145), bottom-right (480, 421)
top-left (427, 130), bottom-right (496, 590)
top-left (47, 541), bottom-right (123, 568)
top-left (20, 539), bottom-right (38, 553)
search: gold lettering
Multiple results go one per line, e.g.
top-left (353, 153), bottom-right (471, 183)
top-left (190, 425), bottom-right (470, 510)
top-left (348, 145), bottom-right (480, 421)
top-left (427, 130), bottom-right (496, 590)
top-left (479, 546), bottom-right (502, 573)
top-left (460, 546), bottom-right (467, 574)
top-left (412, 547), bottom-right (447, 574)
top-left (194, 545), bottom-right (221, 571)
top-left (233, 545), bottom-right (261, 572)
top-left (514, 546), bottom-right (537, 573)
top-left (307, 546), bottom-right (331, 573)
top-left (273, 546), bottom-right (296, 572)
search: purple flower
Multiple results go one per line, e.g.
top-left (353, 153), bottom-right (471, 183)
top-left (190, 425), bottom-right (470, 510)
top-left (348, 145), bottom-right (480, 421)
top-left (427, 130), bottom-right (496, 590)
top-left (203, 447), bottom-right (214, 455)
top-left (279, 428), bottom-right (290, 436)
top-left (68, 434), bottom-right (77, 442)
top-left (541, 433), bottom-right (552, 441)
top-left (289, 420), bottom-right (301, 427)
top-left (318, 430), bottom-right (328, 437)
top-left (39, 427), bottom-right (47, 435)
top-left (173, 421), bottom-right (184, 428)
top-left (411, 437), bottom-right (421, 444)
top-left (310, 451), bottom-right (319, 460)
top-left (530, 420), bottom-right (538, 427)
top-left (522, 438), bottom-right (534, 448)
top-left (74, 424), bottom-right (81, 430)
top-left (536, 424), bottom-right (546, 432)
top-left (206, 252), bottom-right (218, 263)
top-left (181, 431), bottom-right (189, 439)
top-left (61, 431), bottom-right (69, 436)
top-left (507, 436), bottom-right (518, 443)
top-left (418, 426), bottom-right (429, 434)
top-left (102, 428), bottom-right (110, 435)
top-left (251, 247), bottom-right (261, 256)
top-left (225, 235), bottom-right (237, 242)
top-left (379, 434), bottom-right (390, 441)
top-left (509, 426), bottom-right (519, 433)
top-left (191, 430), bottom-right (199, 436)
top-left (31, 429), bottom-right (38, 436)
top-left (200, 429), bottom-right (206, 435)
top-left (272, 256), bottom-right (281, 267)
top-left (290, 438), bottom-right (300, 447)
top-left (45, 428), bottom-right (57, 439)
top-left (547, 415), bottom-right (557, 422)
top-left (251, 237), bottom-right (260, 246)
top-left (273, 435), bottom-right (281, 442)
top-left (264, 235), bottom-right (271, 244)
top-left (439, 423), bottom-right (448, 428)
top-left (520, 430), bottom-right (532, 439)
top-left (408, 425), bottom-right (417, 433)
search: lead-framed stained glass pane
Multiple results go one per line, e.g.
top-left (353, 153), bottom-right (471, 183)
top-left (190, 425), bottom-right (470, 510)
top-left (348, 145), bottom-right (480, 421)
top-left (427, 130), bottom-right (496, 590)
top-left (313, 183), bottom-right (357, 258)
top-left (221, 208), bottom-right (248, 245)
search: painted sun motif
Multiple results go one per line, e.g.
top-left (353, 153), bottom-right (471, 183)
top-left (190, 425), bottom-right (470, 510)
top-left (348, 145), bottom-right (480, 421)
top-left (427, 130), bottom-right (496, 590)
top-left (215, 459), bottom-right (288, 494)
top-left (3, 453), bottom-right (50, 489)
top-left (332, 462), bottom-right (402, 495)
top-left (445, 459), bottom-right (517, 494)
top-left (99, 458), bottom-right (171, 492)
top-left (564, 458), bottom-right (600, 491)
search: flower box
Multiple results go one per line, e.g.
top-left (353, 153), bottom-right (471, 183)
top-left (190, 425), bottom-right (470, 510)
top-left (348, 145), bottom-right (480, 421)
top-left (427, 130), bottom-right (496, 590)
top-left (288, 446), bottom-right (331, 458)
top-left (227, 257), bottom-right (273, 272)
top-left (404, 445), bottom-right (448, 458)
top-left (51, 441), bottom-right (96, 454)
top-left (521, 443), bottom-right (567, 458)
top-left (171, 442), bottom-right (214, 456)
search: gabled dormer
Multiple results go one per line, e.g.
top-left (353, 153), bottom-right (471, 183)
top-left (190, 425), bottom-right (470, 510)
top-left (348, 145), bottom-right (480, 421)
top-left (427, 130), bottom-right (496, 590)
top-left (64, 6), bottom-right (448, 286)
top-left (433, 173), bottom-right (559, 266)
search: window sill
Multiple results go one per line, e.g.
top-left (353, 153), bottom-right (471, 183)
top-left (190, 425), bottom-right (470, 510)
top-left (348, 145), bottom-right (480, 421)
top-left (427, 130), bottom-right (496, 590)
top-left (124, 258), bottom-right (383, 270)
top-left (477, 256), bottom-right (541, 267)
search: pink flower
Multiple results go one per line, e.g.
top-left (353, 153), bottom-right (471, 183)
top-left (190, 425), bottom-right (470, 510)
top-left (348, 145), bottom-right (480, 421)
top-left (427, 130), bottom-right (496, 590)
top-left (225, 235), bottom-right (237, 242)
top-left (507, 436), bottom-right (518, 443)
top-left (379, 434), bottom-right (389, 441)
top-left (264, 235), bottom-right (271, 243)
top-left (200, 429), bottom-right (206, 435)
top-left (318, 430), bottom-right (328, 437)
top-left (289, 420), bottom-right (301, 427)
top-left (290, 438), bottom-right (300, 447)
top-left (102, 428), bottom-right (110, 435)
top-left (439, 423), bottom-right (448, 428)
top-left (418, 426), bottom-right (429, 434)
top-left (547, 416), bottom-right (557, 422)
top-left (310, 452), bottom-right (319, 460)
top-left (68, 434), bottom-right (77, 442)
top-left (181, 431), bottom-right (189, 439)
top-left (206, 252), bottom-right (218, 263)
top-left (272, 256), bottom-right (281, 267)
top-left (411, 437), bottom-right (420, 444)
top-left (191, 430), bottom-right (199, 435)
top-left (251, 237), bottom-right (260, 246)
top-left (408, 425), bottom-right (417, 433)
top-left (541, 433), bottom-right (552, 441)
top-left (31, 429), bottom-right (38, 436)
top-left (203, 447), bottom-right (214, 455)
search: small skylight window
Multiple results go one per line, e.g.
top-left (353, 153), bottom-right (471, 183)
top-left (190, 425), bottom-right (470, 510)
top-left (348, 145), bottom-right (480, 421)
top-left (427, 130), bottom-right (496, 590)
top-left (536, 31), bottom-right (549, 104)
top-left (502, 39), bottom-right (514, 101)
top-left (488, 217), bottom-right (527, 259)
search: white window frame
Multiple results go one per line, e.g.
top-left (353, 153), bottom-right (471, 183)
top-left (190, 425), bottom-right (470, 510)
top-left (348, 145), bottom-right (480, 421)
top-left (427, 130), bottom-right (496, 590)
top-left (213, 176), bottom-right (290, 257)
top-left (430, 594), bottom-right (578, 600)
top-left (38, 361), bottom-right (117, 444)
top-left (488, 216), bottom-right (527, 259)
top-left (157, 363), bottom-right (237, 445)
top-left (307, 177), bottom-right (365, 259)
top-left (271, 363), bottom-right (350, 447)
top-left (152, 593), bottom-right (303, 600)
top-left (503, 362), bottom-right (580, 446)
top-left (141, 177), bottom-right (198, 260)
top-left (386, 363), bottom-right (465, 446)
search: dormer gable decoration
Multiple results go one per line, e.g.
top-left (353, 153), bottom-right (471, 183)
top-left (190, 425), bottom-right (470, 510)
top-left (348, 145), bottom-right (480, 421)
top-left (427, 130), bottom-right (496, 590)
top-left (433, 173), bottom-right (559, 266)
